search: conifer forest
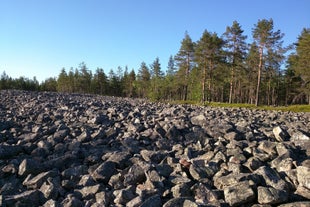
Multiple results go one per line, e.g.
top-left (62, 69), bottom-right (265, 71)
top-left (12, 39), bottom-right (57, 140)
top-left (1, 19), bottom-right (310, 106)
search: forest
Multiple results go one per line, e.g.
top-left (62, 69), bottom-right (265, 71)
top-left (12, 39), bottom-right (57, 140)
top-left (1, 19), bottom-right (309, 106)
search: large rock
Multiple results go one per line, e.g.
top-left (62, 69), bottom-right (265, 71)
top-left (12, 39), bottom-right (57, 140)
top-left (23, 170), bottom-right (59, 189)
top-left (296, 166), bottom-right (310, 189)
top-left (91, 161), bottom-right (117, 183)
top-left (3, 190), bottom-right (43, 206)
top-left (223, 181), bottom-right (255, 206)
top-left (257, 186), bottom-right (288, 204)
top-left (255, 166), bottom-right (290, 191)
top-left (273, 126), bottom-right (290, 142)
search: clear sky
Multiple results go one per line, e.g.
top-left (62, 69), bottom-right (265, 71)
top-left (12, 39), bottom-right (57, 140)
top-left (1, 0), bottom-right (309, 82)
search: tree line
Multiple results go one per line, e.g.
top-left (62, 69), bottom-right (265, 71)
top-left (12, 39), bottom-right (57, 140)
top-left (1, 19), bottom-right (309, 105)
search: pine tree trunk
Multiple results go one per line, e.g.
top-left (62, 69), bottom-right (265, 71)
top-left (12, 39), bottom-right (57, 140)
top-left (255, 46), bottom-right (263, 106)
top-left (202, 65), bottom-right (207, 103)
top-left (229, 67), bottom-right (234, 104)
top-left (267, 78), bottom-right (271, 106)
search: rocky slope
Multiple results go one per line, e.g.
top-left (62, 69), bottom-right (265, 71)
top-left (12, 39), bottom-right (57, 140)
top-left (0, 90), bottom-right (309, 207)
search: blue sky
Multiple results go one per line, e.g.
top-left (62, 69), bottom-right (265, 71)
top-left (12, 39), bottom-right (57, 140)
top-left (1, 0), bottom-right (309, 82)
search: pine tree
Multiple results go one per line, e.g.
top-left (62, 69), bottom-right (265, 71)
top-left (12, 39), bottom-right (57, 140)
top-left (137, 62), bottom-right (151, 98)
top-left (223, 21), bottom-right (247, 103)
top-left (167, 55), bottom-right (176, 76)
top-left (78, 62), bottom-right (92, 93)
top-left (175, 32), bottom-right (195, 100)
top-left (195, 30), bottom-right (224, 103)
top-left (287, 28), bottom-right (310, 104)
top-left (252, 18), bottom-right (284, 106)
top-left (92, 68), bottom-right (108, 95)
top-left (245, 43), bottom-right (260, 104)
top-left (57, 68), bottom-right (69, 92)
top-left (150, 57), bottom-right (164, 100)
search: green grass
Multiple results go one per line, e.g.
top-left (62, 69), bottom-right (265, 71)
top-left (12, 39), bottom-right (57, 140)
top-left (166, 100), bottom-right (310, 112)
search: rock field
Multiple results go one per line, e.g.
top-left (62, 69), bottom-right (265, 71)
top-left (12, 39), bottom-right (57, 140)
top-left (0, 90), bottom-right (310, 207)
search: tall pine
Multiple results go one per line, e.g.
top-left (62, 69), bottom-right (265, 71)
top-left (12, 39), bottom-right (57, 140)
top-left (175, 32), bottom-right (195, 101)
top-left (223, 21), bottom-right (247, 103)
top-left (252, 18), bottom-right (284, 106)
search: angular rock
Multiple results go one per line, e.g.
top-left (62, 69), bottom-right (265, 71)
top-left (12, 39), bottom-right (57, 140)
top-left (124, 164), bottom-right (146, 186)
top-left (91, 161), bottom-right (117, 183)
top-left (76, 184), bottom-right (101, 200)
top-left (42, 199), bottom-right (59, 207)
top-left (277, 201), bottom-right (310, 207)
top-left (113, 185), bottom-right (136, 205)
top-left (171, 183), bottom-right (192, 198)
top-left (257, 186), bottom-right (288, 204)
top-left (4, 190), bottom-right (43, 207)
top-left (296, 166), bottom-right (310, 190)
top-left (190, 114), bottom-right (206, 126)
top-left (140, 194), bottom-right (162, 207)
top-left (273, 126), bottom-right (290, 142)
top-left (23, 170), bottom-right (59, 189)
top-left (61, 194), bottom-right (83, 207)
top-left (192, 183), bottom-right (220, 204)
top-left (214, 173), bottom-right (259, 190)
top-left (0, 145), bottom-right (22, 159)
top-left (255, 166), bottom-right (290, 191)
top-left (223, 180), bottom-right (255, 206)
top-left (18, 158), bottom-right (45, 176)
top-left (243, 157), bottom-right (264, 172)
top-left (189, 160), bottom-right (217, 180)
top-left (95, 191), bottom-right (112, 206)
top-left (295, 185), bottom-right (310, 199)
top-left (163, 197), bottom-right (198, 207)
top-left (106, 151), bottom-right (132, 169)
top-left (39, 177), bottom-right (60, 200)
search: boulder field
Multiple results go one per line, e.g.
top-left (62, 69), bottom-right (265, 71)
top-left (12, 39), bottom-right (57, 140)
top-left (0, 90), bottom-right (309, 206)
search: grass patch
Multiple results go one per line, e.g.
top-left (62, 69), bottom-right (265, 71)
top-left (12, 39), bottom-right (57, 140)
top-left (166, 100), bottom-right (310, 112)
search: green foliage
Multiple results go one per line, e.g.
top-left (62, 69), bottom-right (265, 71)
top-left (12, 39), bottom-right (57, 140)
top-left (41, 77), bottom-right (57, 91)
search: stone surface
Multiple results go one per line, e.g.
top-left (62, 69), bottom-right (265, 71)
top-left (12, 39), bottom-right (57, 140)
top-left (0, 90), bottom-right (309, 206)
top-left (273, 126), bottom-right (290, 142)
top-left (223, 180), bottom-right (256, 206)
top-left (257, 186), bottom-right (288, 204)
